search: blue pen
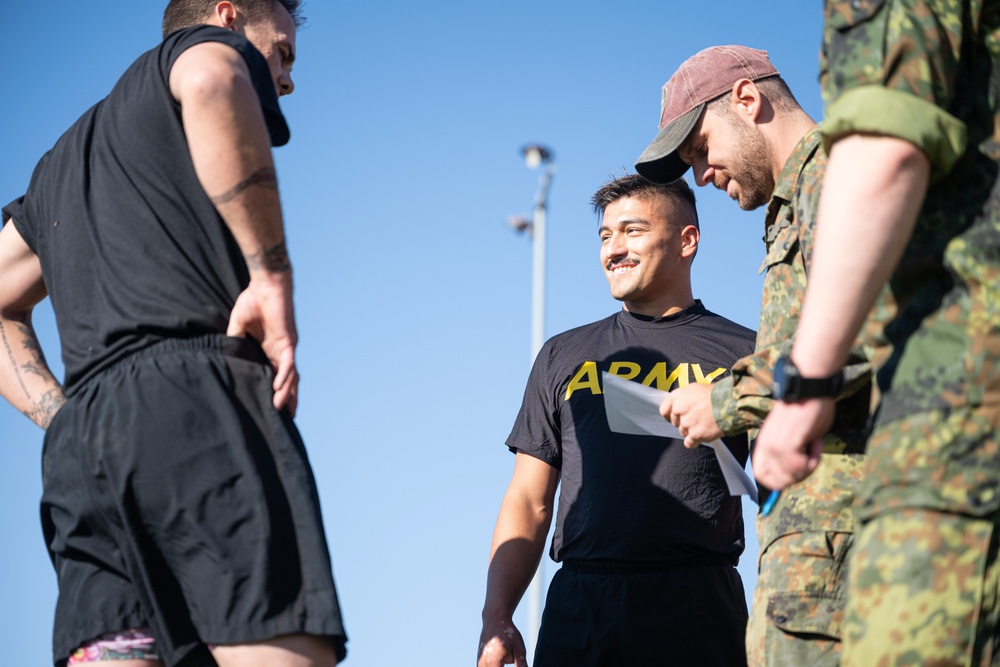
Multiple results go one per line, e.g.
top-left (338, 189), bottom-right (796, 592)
top-left (761, 490), bottom-right (780, 516)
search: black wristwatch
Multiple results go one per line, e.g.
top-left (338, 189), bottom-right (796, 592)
top-left (771, 354), bottom-right (843, 402)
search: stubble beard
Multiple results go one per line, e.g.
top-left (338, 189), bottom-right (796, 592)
top-left (727, 118), bottom-right (774, 211)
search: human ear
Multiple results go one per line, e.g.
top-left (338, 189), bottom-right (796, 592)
top-left (679, 224), bottom-right (700, 258)
top-left (731, 79), bottom-right (762, 122)
top-left (214, 1), bottom-right (240, 30)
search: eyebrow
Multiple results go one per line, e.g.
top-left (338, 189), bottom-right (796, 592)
top-left (598, 218), bottom-right (651, 234)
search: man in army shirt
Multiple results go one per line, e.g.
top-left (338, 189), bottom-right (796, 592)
top-left (754, 2), bottom-right (1000, 665)
top-left (634, 45), bottom-right (871, 666)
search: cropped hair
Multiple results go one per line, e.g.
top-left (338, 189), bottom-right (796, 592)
top-left (707, 75), bottom-right (801, 115)
top-left (163, 0), bottom-right (304, 38)
top-left (591, 173), bottom-right (699, 231)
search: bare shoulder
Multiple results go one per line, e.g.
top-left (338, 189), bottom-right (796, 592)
top-left (168, 40), bottom-right (248, 102)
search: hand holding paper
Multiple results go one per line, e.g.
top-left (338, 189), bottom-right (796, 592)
top-left (602, 372), bottom-right (758, 502)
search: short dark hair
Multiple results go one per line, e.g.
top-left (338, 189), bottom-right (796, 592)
top-left (163, 0), bottom-right (304, 38)
top-left (591, 173), bottom-right (699, 231)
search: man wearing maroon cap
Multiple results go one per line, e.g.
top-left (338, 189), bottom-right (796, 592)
top-left (635, 45), bottom-right (873, 667)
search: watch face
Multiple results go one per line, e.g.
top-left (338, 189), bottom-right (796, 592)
top-left (772, 354), bottom-right (841, 400)
top-left (772, 355), bottom-right (795, 400)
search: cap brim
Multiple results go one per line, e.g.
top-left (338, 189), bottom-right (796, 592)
top-left (634, 104), bottom-right (704, 183)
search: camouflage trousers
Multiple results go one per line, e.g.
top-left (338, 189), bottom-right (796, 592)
top-left (747, 527), bottom-right (852, 667)
top-left (747, 454), bottom-right (863, 667)
top-left (842, 508), bottom-right (1000, 667)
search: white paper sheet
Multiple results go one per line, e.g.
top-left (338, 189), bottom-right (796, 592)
top-left (602, 372), bottom-right (758, 502)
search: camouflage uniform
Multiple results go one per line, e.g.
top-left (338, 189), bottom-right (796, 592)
top-left (710, 127), bottom-right (871, 667)
top-left (820, 1), bottom-right (1000, 664)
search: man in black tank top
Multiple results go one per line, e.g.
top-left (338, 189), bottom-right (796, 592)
top-left (0, 2), bottom-right (346, 665)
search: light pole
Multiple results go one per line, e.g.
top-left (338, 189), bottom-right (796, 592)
top-left (507, 143), bottom-right (555, 658)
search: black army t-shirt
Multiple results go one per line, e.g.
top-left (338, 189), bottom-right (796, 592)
top-left (507, 301), bottom-right (756, 563)
top-left (2, 26), bottom-right (288, 392)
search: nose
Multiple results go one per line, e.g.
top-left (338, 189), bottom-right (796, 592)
top-left (691, 158), bottom-right (714, 188)
top-left (278, 71), bottom-right (295, 96)
top-left (604, 233), bottom-right (628, 262)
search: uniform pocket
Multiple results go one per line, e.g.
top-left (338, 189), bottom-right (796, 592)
top-left (764, 591), bottom-right (845, 667)
top-left (767, 591), bottom-right (845, 638)
top-left (760, 219), bottom-right (799, 274)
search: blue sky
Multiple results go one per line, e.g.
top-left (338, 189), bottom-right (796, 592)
top-left (0, 2), bottom-right (825, 665)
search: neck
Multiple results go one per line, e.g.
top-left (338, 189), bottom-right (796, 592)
top-left (622, 292), bottom-right (696, 318)
top-left (769, 110), bottom-right (816, 182)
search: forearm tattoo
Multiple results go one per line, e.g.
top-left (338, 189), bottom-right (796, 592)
top-left (210, 166), bottom-right (278, 205)
top-left (0, 314), bottom-right (66, 429)
top-left (25, 388), bottom-right (66, 430)
top-left (245, 241), bottom-right (291, 273)
top-left (0, 319), bottom-right (30, 399)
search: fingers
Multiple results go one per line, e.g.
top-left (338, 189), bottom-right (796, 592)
top-left (271, 368), bottom-right (297, 416)
top-left (228, 279), bottom-right (299, 414)
top-left (752, 398), bottom-right (835, 489)
top-left (803, 438), bottom-right (823, 475)
top-left (753, 444), bottom-right (818, 490)
top-left (226, 290), bottom-right (257, 339)
top-left (271, 345), bottom-right (294, 392)
top-left (754, 462), bottom-right (793, 491)
top-left (477, 637), bottom-right (513, 667)
top-left (478, 624), bottom-right (527, 667)
top-left (663, 396), bottom-right (698, 448)
top-left (270, 346), bottom-right (298, 416)
top-left (226, 318), bottom-right (245, 338)
top-left (658, 395), bottom-right (673, 420)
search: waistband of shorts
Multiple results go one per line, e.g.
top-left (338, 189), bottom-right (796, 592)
top-left (77, 334), bottom-right (269, 392)
top-left (561, 554), bottom-right (736, 573)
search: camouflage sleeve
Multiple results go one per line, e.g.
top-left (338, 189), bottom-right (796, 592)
top-left (710, 142), bottom-right (873, 436)
top-left (819, 0), bottom-right (968, 177)
top-left (710, 349), bottom-right (777, 436)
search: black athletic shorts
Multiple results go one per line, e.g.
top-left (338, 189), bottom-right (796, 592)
top-left (534, 558), bottom-right (748, 667)
top-left (40, 335), bottom-right (347, 667)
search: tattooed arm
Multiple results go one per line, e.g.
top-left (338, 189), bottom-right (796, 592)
top-left (0, 220), bottom-right (64, 429)
top-left (169, 41), bottom-right (299, 416)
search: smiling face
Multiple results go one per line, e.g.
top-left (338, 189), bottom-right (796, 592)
top-left (240, 3), bottom-right (297, 96)
top-left (678, 103), bottom-right (773, 211)
top-left (599, 195), bottom-right (698, 316)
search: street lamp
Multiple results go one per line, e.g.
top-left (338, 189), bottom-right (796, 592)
top-left (507, 143), bottom-right (555, 658)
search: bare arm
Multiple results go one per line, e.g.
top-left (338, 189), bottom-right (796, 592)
top-left (0, 221), bottom-right (64, 429)
top-left (170, 42), bottom-right (298, 415)
top-left (478, 453), bottom-right (559, 667)
top-left (753, 134), bottom-right (930, 490)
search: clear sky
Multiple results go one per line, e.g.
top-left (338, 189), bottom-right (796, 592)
top-left (0, 2), bottom-right (825, 665)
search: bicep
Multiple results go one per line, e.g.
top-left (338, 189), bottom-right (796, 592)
top-left (169, 41), bottom-right (273, 205)
top-left (0, 220), bottom-right (46, 314)
top-left (508, 452), bottom-right (559, 507)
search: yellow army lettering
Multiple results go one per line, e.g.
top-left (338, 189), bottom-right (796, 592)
top-left (564, 361), bottom-right (727, 400)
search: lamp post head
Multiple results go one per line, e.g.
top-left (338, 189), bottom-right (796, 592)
top-left (522, 144), bottom-right (554, 169)
top-left (506, 214), bottom-right (532, 233)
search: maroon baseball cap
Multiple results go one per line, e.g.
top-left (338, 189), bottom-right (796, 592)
top-left (635, 45), bottom-right (779, 183)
